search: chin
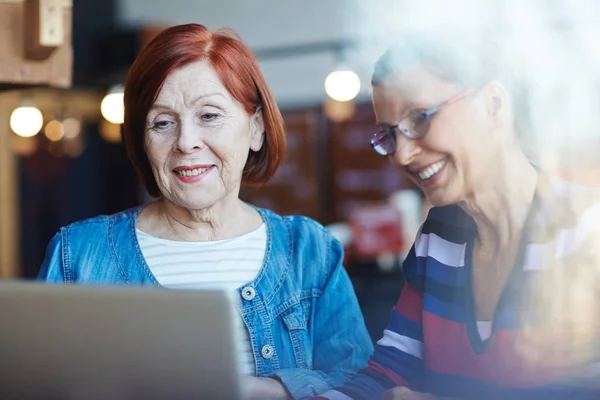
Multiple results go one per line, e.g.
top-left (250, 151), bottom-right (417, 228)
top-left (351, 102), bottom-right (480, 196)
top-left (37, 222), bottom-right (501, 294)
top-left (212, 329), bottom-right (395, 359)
top-left (426, 197), bottom-right (451, 208)
top-left (424, 188), bottom-right (461, 208)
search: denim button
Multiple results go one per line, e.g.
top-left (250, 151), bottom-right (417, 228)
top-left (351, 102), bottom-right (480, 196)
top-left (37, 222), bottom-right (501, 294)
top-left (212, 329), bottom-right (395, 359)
top-left (261, 344), bottom-right (274, 360)
top-left (241, 286), bottom-right (256, 301)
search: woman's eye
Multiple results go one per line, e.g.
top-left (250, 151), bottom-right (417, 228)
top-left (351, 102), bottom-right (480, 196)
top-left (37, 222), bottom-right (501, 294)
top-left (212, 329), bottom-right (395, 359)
top-left (152, 120), bottom-right (173, 130)
top-left (201, 113), bottom-right (219, 122)
top-left (410, 111), bottom-right (429, 126)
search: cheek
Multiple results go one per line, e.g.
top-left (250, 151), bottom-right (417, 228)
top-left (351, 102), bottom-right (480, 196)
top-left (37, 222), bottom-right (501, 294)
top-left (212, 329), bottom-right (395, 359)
top-left (420, 131), bottom-right (454, 156)
top-left (145, 136), bottom-right (173, 173)
top-left (208, 138), bottom-right (235, 165)
top-left (212, 128), bottom-right (251, 165)
top-left (426, 118), bottom-right (479, 162)
top-left (219, 148), bottom-right (248, 178)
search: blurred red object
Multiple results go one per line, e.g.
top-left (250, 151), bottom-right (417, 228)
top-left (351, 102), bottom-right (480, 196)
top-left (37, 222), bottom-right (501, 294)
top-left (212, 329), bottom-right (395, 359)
top-left (349, 204), bottom-right (404, 258)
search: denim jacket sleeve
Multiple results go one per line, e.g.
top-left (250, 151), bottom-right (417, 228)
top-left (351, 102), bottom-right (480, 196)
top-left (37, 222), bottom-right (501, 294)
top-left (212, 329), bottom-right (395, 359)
top-left (38, 231), bottom-right (70, 282)
top-left (315, 244), bottom-right (426, 400)
top-left (272, 234), bottom-right (374, 399)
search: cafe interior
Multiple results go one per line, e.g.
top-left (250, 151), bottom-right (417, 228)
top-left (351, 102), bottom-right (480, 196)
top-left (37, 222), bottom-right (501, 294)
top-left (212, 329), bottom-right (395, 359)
top-left (1, 0), bottom-right (600, 361)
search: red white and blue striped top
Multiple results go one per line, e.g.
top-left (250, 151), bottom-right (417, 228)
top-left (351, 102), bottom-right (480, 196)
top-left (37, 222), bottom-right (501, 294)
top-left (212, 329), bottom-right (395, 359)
top-left (317, 180), bottom-right (600, 400)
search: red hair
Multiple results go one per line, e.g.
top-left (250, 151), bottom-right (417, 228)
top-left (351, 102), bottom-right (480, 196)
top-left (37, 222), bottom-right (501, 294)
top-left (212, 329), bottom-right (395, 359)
top-left (123, 24), bottom-right (286, 197)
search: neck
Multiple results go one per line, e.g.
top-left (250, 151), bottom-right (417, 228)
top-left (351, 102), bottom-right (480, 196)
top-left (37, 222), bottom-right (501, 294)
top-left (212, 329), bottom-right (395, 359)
top-left (142, 191), bottom-right (260, 242)
top-left (459, 149), bottom-right (538, 256)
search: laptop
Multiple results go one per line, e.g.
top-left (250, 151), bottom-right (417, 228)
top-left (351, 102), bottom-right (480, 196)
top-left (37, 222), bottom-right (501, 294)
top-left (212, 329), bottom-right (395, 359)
top-left (0, 281), bottom-right (242, 400)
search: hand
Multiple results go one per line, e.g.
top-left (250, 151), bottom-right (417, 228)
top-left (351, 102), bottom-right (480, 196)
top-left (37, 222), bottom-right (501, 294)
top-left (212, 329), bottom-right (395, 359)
top-left (241, 376), bottom-right (292, 400)
top-left (380, 386), bottom-right (437, 400)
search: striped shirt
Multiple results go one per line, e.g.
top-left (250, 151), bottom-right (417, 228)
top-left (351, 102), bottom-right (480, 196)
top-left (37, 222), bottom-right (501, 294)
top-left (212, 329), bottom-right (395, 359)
top-left (318, 179), bottom-right (600, 400)
top-left (136, 224), bottom-right (267, 376)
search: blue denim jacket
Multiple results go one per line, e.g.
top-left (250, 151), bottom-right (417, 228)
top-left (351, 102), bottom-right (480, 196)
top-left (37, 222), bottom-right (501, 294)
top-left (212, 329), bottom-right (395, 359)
top-left (38, 206), bottom-right (373, 399)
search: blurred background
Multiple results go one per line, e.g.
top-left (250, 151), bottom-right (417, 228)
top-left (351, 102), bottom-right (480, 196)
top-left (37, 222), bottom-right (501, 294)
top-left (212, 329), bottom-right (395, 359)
top-left (1, 0), bottom-right (599, 341)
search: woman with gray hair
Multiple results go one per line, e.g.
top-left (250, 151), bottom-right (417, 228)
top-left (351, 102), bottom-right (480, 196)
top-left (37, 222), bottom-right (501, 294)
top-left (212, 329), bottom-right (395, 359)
top-left (316, 31), bottom-right (600, 400)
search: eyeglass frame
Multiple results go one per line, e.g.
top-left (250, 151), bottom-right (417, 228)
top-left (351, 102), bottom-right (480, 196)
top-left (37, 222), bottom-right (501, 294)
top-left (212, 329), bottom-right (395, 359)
top-left (369, 87), bottom-right (478, 156)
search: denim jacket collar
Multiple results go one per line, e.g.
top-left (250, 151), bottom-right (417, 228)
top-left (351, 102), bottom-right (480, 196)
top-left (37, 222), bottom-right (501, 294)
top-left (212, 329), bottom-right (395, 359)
top-left (115, 205), bottom-right (290, 308)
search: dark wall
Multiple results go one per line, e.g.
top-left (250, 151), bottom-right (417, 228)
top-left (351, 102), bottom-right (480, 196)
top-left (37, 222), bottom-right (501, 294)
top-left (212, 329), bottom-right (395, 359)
top-left (72, 0), bottom-right (118, 87)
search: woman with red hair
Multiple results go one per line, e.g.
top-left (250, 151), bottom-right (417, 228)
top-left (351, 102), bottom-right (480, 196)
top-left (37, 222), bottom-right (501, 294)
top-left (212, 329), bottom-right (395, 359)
top-left (39, 24), bottom-right (373, 399)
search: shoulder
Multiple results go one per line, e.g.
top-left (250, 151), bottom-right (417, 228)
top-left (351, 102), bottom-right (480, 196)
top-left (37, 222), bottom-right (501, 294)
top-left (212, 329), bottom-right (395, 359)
top-left (255, 207), bottom-right (343, 283)
top-left (61, 211), bottom-right (118, 231)
top-left (537, 177), bottom-right (600, 257)
top-left (421, 204), bottom-right (475, 244)
top-left (403, 205), bottom-right (473, 288)
top-left (535, 178), bottom-right (600, 234)
top-left (40, 207), bottom-right (142, 282)
top-left (57, 207), bottom-right (139, 239)
top-left (256, 207), bottom-right (335, 245)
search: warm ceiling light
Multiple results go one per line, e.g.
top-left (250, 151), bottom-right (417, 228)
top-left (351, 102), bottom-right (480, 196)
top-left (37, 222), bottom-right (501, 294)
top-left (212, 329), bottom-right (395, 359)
top-left (63, 117), bottom-right (82, 139)
top-left (325, 70), bottom-right (361, 102)
top-left (100, 85), bottom-right (125, 124)
top-left (45, 120), bottom-right (65, 142)
top-left (10, 106), bottom-right (43, 137)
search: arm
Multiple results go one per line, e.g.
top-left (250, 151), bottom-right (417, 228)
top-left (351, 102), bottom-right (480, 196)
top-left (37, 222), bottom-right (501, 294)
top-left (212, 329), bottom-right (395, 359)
top-left (316, 245), bottom-right (426, 400)
top-left (242, 376), bottom-right (293, 400)
top-left (272, 235), bottom-right (374, 400)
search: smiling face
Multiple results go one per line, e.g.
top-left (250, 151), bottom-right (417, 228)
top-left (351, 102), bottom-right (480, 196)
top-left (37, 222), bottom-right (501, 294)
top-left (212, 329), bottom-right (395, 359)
top-left (372, 66), bottom-right (504, 207)
top-left (144, 59), bottom-right (265, 212)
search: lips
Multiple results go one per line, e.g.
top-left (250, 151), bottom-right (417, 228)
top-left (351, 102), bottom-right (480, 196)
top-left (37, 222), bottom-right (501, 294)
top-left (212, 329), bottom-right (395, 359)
top-left (173, 166), bottom-right (212, 177)
top-left (172, 165), bottom-right (215, 183)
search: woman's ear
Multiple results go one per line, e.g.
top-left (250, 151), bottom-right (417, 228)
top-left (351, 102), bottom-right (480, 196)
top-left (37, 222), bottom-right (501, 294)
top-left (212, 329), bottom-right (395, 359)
top-left (249, 107), bottom-right (265, 152)
top-left (482, 81), bottom-right (512, 128)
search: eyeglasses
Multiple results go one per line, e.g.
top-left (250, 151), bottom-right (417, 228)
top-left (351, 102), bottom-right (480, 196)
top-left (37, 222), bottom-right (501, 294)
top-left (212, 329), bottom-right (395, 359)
top-left (370, 88), bottom-right (477, 156)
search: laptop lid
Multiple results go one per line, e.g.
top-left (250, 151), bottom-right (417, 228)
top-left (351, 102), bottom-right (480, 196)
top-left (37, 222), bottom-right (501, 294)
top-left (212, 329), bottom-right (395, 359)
top-left (0, 281), bottom-right (241, 400)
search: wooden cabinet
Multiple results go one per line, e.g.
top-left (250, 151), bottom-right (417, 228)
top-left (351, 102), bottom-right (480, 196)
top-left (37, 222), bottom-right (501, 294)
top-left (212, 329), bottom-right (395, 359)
top-left (0, 0), bottom-right (72, 88)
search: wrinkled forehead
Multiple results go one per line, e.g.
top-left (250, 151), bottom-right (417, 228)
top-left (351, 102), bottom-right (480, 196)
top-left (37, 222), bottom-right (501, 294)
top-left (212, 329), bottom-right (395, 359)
top-left (154, 60), bottom-right (233, 105)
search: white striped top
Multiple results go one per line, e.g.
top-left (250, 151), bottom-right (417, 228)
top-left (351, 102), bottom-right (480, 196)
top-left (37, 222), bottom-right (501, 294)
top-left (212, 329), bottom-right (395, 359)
top-left (136, 224), bottom-right (267, 376)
